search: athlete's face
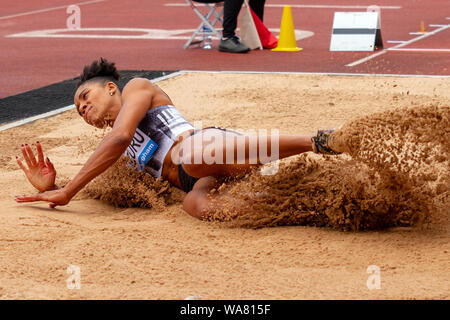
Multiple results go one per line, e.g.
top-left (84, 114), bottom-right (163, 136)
top-left (74, 81), bottom-right (118, 128)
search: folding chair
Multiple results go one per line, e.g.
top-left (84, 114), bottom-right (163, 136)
top-left (184, 0), bottom-right (224, 49)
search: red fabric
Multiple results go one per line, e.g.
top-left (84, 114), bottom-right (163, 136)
top-left (249, 7), bottom-right (278, 49)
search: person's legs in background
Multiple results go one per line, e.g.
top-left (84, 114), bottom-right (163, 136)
top-left (219, 0), bottom-right (249, 53)
top-left (222, 0), bottom-right (266, 38)
top-left (219, 0), bottom-right (267, 53)
top-left (248, 0), bottom-right (265, 21)
top-left (222, 0), bottom-right (244, 39)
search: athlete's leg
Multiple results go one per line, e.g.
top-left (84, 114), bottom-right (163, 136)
top-left (182, 175), bottom-right (253, 220)
top-left (182, 176), bottom-right (218, 219)
top-left (174, 128), bottom-right (314, 179)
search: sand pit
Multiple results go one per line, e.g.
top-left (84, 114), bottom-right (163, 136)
top-left (0, 72), bottom-right (449, 299)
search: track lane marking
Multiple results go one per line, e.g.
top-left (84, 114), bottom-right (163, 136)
top-left (3, 70), bottom-right (450, 132)
top-left (165, 3), bottom-right (401, 9)
top-left (346, 23), bottom-right (450, 67)
top-left (0, 0), bottom-right (104, 21)
top-left (0, 71), bottom-right (186, 132)
top-left (0, 105), bottom-right (75, 132)
top-left (388, 48), bottom-right (450, 52)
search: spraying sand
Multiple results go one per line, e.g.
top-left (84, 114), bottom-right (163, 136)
top-left (86, 103), bottom-right (449, 231)
top-left (203, 104), bottom-right (449, 230)
top-left (0, 73), bottom-right (448, 299)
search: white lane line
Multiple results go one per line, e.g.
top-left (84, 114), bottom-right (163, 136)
top-left (346, 23), bottom-right (450, 67)
top-left (165, 3), bottom-right (401, 9)
top-left (0, 105), bottom-right (75, 132)
top-left (345, 50), bottom-right (388, 68)
top-left (388, 48), bottom-right (450, 52)
top-left (429, 24), bottom-right (446, 27)
top-left (185, 70), bottom-right (450, 78)
top-left (409, 32), bottom-right (429, 35)
top-left (3, 69), bottom-right (450, 132)
top-left (387, 40), bottom-right (406, 44)
top-left (0, 72), bottom-right (186, 132)
top-left (150, 71), bottom-right (187, 83)
top-left (0, 0), bottom-right (104, 21)
top-left (265, 4), bottom-right (401, 9)
top-left (7, 27), bottom-right (314, 41)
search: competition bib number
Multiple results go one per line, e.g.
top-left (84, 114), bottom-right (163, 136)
top-left (124, 128), bottom-right (158, 171)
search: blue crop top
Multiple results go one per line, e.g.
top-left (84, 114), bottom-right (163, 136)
top-left (124, 105), bottom-right (195, 177)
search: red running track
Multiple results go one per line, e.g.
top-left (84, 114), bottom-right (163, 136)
top-left (0, 0), bottom-right (449, 98)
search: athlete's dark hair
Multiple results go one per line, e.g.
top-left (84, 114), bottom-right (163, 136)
top-left (76, 57), bottom-right (120, 88)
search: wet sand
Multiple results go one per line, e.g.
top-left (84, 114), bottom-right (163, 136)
top-left (0, 72), bottom-right (448, 299)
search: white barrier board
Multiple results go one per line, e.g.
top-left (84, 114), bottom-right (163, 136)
top-left (330, 12), bottom-right (383, 51)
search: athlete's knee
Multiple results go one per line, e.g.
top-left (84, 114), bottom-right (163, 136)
top-left (195, 202), bottom-right (214, 220)
top-left (182, 192), bottom-right (212, 220)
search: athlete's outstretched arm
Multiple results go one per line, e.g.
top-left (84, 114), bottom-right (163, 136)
top-left (15, 79), bottom-right (155, 208)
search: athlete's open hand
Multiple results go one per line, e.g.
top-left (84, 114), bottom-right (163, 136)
top-left (15, 188), bottom-right (70, 208)
top-left (16, 142), bottom-right (57, 193)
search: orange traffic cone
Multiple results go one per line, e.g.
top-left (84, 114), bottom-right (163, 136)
top-left (420, 20), bottom-right (426, 33)
top-left (272, 5), bottom-right (302, 52)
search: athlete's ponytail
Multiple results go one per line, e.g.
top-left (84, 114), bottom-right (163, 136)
top-left (77, 57), bottom-right (120, 88)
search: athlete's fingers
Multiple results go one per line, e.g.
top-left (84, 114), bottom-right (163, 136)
top-left (49, 202), bottom-right (57, 209)
top-left (36, 141), bottom-right (45, 165)
top-left (45, 157), bottom-right (55, 172)
top-left (20, 145), bottom-right (33, 168)
top-left (14, 194), bottom-right (43, 202)
top-left (25, 144), bottom-right (37, 166)
top-left (16, 157), bottom-right (29, 174)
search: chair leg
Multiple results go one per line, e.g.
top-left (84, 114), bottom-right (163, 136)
top-left (184, 21), bottom-right (205, 49)
top-left (210, 7), bottom-right (224, 39)
top-left (184, 2), bottom-right (224, 49)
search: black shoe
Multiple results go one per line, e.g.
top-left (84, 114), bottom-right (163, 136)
top-left (311, 129), bottom-right (342, 155)
top-left (218, 36), bottom-right (250, 53)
